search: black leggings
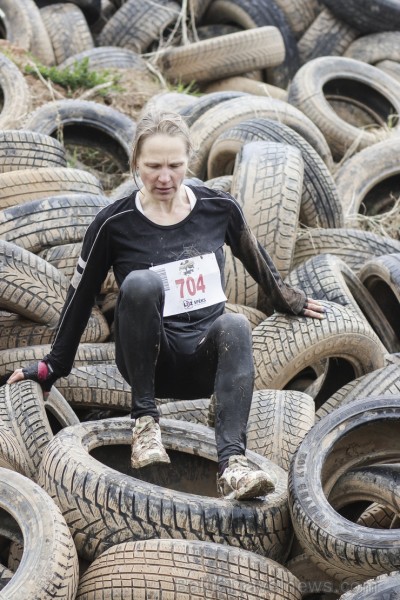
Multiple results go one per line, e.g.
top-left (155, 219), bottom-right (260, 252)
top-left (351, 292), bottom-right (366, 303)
top-left (114, 270), bottom-right (255, 466)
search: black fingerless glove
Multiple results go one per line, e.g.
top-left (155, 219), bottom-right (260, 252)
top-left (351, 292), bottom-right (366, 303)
top-left (22, 360), bottom-right (59, 393)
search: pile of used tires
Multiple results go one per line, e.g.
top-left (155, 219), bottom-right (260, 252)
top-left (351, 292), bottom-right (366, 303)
top-left (1, 0), bottom-right (400, 597)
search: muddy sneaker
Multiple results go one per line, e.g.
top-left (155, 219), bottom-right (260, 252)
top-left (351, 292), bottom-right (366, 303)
top-left (217, 455), bottom-right (276, 500)
top-left (207, 393), bottom-right (216, 427)
top-left (131, 416), bottom-right (171, 469)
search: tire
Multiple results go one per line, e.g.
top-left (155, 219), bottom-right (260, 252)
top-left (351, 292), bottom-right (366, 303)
top-left (0, 130), bottom-right (67, 173)
top-left (293, 228), bottom-right (400, 273)
top-left (0, 467), bottom-right (78, 598)
top-left (179, 91), bottom-right (247, 127)
top-left (0, 240), bottom-right (109, 339)
top-left (98, 0), bottom-right (181, 52)
top-left (203, 0), bottom-right (300, 88)
top-left (76, 538), bottom-right (302, 600)
top-left (0, 342), bottom-right (115, 378)
top-left (0, 0), bottom-right (55, 64)
top-left (0, 168), bottom-right (103, 210)
top-left (298, 8), bottom-right (359, 65)
top-left (224, 302), bottom-right (266, 329)
top-left (376, 59), bottom-right (400, 84)
top-left (289, 396), bottom-right (400, 582)
top-left (39, 242), bottom-right (82, 279)
top-left (204, 175), bottom-right (232, 193)
top-left (286, 553), bottom-right (341, 597)
top-left (207, 117), bottom-right (343, 228)
top-left (231, 140), bottom-right (303, 278)
top-left (320, 0), bottom-right (400, 34)
top-left (0, 313), bottom-right (61, 350)
top-left (252, 301), bottom-right (385, 398)
top-left (224, 244), bottom-right (258, 307)
top-left (158, 398), bottom-right (210, 426)
top-left (0, 52), bottom-right (31, 130)
top-left (0, 563), bottom-right (13, 591)
top-left (203, 77), bottom-right (288, 101)
top-left (40, 3), bottom-right (94, 64)
top-left (340, 572), bottom-right (400, 599)
top-left (0, 428), bottom-right (29, 476)
top-left (329, 465), bottom-right (400, 518)
top-left (246, 390), bottom-right (314, 472)
top-left (189, 95), bottom-right (333, 179)
top-left (55, 364), bottom-right (131, 411)
top-left (0, 194), bottom-right (109, 253)
top-left (357, 503), bottom-right (399, 529)
top-left (288, 56), bottom-right (400, 160)
top-left (24, 99), bottom-right (135, 172)
top-left (271, 0), bottom-right (320, 40)
top-left (334, 138), bottom-right (400, 225)
top-left (0, 380), bottom-right (58, 480)
top-left (345, 32), bottom-right (400, 65)
top-left (59, 45), bottom-right (148, 70)
top-left (39, 418), bottom-right (291, 562)
top-left (286, 253), bottom-right (396, 354)
top-left (157, 26), bottom-right (285, 84)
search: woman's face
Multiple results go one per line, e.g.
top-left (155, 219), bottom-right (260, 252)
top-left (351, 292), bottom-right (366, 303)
top-left (136, 133), bottom-right (189, 203)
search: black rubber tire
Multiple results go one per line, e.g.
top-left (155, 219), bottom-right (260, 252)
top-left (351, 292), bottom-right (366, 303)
top-left (0, 194), bottom-right (109, 253)
top-left (24, 99), bottom-right (135, 172)
top-left (40, 2), bottom-right (94, 64)
top-left (203, 77), bottom-right (288, 100)
top-left (0, 342), bottom-right (115, 378)
top-left (376, 59), bottom-right (400, 84)
top-left (334, 137), bottom-right (400, 225)
top-left (204, 175), bottom-right (233, 193)
top-left (55, 363), bottom-right (131, 411)
top-left (224, 302), bottom-right (266, 329)
top-left (0, 313), bottom-right (61, 350)
top-left (286, 253), bottom-right (397, 354)
top-left (98, 0), bottom-right (181, 52)
top-left (289, 396), bottom-right (400, 583)
top-left (179, 91), bottom-right (248, 127)
top-left (0, 129), bottom-right (67, 173)
top-left (320, 0), bottom-right (400, 34)
top-left (0, 167), bottom-right (103, 210)
top-left (59, 45), bottom-right (148, 70)
top-left (252, 301), bottom-right (385, 399)
top-left (224, 244), bottom-right (258, 307)
top-left (0, 380), bottom-right (54, 480)
top-left (231, 140), bottom-right (303, 278)
top-left (246, 390), bottom-right (314, 472)
top-left (203, 0), bottom-right (300, 88)
top-left (0, 52), bottom-right (31, 130)
top-left (157, 26), bottom-right (285, 84)
top-left (357, 503), bottom-right (399, 529)
top-left (76, 538), bottom-right (302, 600)
top-left (0, 467), bottom-right (78, 598)
top-left (286, 553), bottom-right (341, 597)
top-left (0, 240), bottom-right (109, 341)
top-left (288, 56), bottom-right (400, 161)
top-left (39, 418), bottom-right (291, 562)
top-left (189, 95), bottom-right (333, 179)
top-left (358, 253), bottom-right (400, 351)
top-left (35, 0), bottom-right (101, 24)
top-left (272, 0), bottom-right (320, 40)
top-left (340, 572), bottom-right (400, 599)
top-left (297, 8), bottom-right (359, 65)
top-left (345, 31), bottom-right (400, 65)
top-left (0, 428), bottom-right (29, 476)
top-left (293, 228), bottom-right (400, 273)
top-left (207, 117), bottom-right (343, 228)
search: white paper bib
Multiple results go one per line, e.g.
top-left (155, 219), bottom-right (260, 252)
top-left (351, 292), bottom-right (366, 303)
top-left (150, 253), bottom-right (226, 317)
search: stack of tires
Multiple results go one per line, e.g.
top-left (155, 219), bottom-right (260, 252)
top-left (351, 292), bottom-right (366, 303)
top-left (0, 0), bottom-right (400, 597)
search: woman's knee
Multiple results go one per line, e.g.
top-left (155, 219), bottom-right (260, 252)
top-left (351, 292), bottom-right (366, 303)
top-left (213, 313), bottom-right (252, 340)
top-left (119, 269), bottom-right (164, 306)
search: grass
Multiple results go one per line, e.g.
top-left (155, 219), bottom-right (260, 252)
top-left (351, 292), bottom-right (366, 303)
top-left (24, 57), bottom-right (122, 96)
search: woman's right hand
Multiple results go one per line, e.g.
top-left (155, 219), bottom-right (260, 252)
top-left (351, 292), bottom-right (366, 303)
top-left (7, 361), bottom-right (57, 397)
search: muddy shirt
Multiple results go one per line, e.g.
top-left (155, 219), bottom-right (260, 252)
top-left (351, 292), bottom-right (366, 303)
top-left (45, 185), bottom-right (306, 375)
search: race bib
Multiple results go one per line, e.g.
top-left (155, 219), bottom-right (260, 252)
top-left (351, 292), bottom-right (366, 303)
top-left (150, 253), bottom-right (226, 317)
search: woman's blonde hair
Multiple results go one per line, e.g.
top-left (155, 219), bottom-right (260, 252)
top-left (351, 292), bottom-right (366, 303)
top-left (130, 108), bottom-right (194, 181)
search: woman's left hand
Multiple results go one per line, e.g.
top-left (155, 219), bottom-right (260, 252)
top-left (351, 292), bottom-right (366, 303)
top-left (301, 298), bottom-right (326, 319)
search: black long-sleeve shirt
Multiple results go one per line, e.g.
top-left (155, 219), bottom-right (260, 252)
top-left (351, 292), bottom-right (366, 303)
top-left (45, 185), bottom-right (306, 376)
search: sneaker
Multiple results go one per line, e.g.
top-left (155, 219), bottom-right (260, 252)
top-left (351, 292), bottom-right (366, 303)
top-left (217, 455), bottom-right (276, 500)
top-left (207, 393), bottom-right (216, 428)
top-left (131, 415), bottom-right (171, 469)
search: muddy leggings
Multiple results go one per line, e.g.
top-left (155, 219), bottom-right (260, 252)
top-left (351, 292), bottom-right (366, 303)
top-left (114, 270), bottom-right (255, 469)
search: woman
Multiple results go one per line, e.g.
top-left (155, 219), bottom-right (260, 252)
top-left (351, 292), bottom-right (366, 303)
top-left (7, 108), bottom-right (324, 500)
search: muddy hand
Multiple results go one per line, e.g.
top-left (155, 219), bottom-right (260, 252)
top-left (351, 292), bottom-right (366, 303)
top-left (301, 298), bottom-right (326, 319)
